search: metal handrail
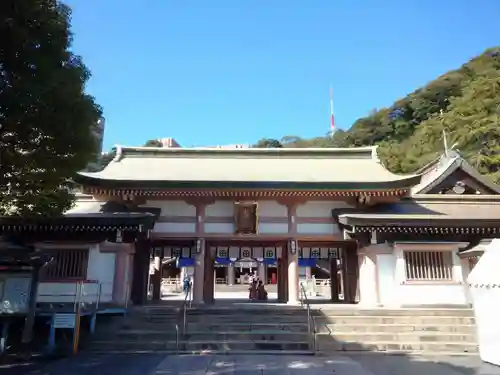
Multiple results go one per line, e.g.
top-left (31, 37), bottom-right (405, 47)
top-left (175, 324), bottom-right (180, 353)
top-left (71, 281), bottom-right (105, 312)
top-left (181, 281), bottom-right (192, 334)
top-left (300, 282), bottom-right (316, 353)
top-left (175, 281), bottom-right (192, 352)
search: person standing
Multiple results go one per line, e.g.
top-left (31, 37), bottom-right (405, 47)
top-left (249, 280), bottom-right (257, 300)
top-left (183, 274), bottom-right (191, 297)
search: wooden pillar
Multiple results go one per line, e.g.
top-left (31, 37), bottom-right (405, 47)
top-left (329, 259), bottom-right (339, 302)
top-left (343, 244), bottom-right (359, 304)
top-left (277, 245), bottom-right (289, 302)
top-left (192, 240), bottom-right (205, 304)
top-left (19, 263), bottom-right (41, 357)
top-left (287, 240), bottom-right (299, 305)
top-left (131, 236), bottom-right (150, 305)
top-left (203, 244), bottom-right (214, 304)
top-left (151, 250), bottom-right (162, 301)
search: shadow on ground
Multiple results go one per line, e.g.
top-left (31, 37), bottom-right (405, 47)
top-left (2, 300), bottom-right (500, 375)
top-left (2, 352), bottom-right (500, 375)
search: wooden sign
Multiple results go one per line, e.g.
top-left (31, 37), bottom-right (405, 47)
top-left (234, 202), bottom-right (258, 235)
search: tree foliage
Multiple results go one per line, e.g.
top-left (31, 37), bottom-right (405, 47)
top-left (0, 0), bottom-right (102, 216)
top-left (253, 138), bottom-right (283, 148)
top-left (143, 139), bottom-right (163, 147)
top-left (253, 48), bottom-right (500, 182)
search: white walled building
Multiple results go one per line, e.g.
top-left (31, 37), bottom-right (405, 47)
top-left (3, 146), bottom-right (498, 310)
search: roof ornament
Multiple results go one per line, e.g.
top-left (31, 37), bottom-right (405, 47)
top-left (440, 110), bottom-right (458, 159)
top-left (112, 145), bottom-right (123, 163)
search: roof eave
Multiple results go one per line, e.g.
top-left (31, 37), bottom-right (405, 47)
top-left (0, 213), bottom-right (157, 232)
top-left (339, 215), bottom-right (500, 228)
top-left (75, 174), bottom-right (422, 191)
top-left (460, 160), bottom-right (500, 194)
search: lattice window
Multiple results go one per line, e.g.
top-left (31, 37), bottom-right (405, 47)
top-left (40, 249), bottom-right (89, 280)
top-left (404, 250), bottom-right (453, 281)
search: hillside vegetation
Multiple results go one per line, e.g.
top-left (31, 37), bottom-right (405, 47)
top-left (255, 48), bottom-right (500, 182)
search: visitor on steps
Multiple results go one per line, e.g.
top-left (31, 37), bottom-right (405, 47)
top-left (257, 280), bottom-right (268, 301)
top-left (183, 275), bottom-right (191, 296)
top-left (249, 280), bottom-right (257, 300)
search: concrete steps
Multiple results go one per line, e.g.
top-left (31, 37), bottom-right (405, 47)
top-left (88, 305), bottom-right (314, 355)
top-left (90, 339), bottom-right (311, 352)
top-left (87, 305), bottom-right (478, 356)
top-left (313, 308), bottom-right (478, 355)
top-left (112, 330), bottom-right (309, 342)
top-left (182, 306), bottom-right (314, 355)
top-left (317, 323), bottom-right (476, 334)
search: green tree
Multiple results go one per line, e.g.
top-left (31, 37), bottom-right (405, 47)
top-left (0, 0), bottom-right (102, 216)
top-left (268, 48), bottom-right (500, 182)
top-left (143, 139), bottom-right (163, 147)
top-left (253, 138), bottom-right (283, 148)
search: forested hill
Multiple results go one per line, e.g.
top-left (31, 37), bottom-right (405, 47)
top-left (254, 47), bottom-right (500, 182)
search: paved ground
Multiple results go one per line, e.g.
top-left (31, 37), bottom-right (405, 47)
top-left (2, 353), bottom-right (499, 375)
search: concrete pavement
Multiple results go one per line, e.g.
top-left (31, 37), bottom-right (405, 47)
top-left (3, 353), bottom-right (499, 375)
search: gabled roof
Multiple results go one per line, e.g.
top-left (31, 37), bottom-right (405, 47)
top-left (0, 194), bottom-right (157, 233)
top-left (338, 195), bottom-right (500, 228)
top-left (76, 145), bottom-right (421, 190)
top-left (412, 150), bottom-right (500, 194)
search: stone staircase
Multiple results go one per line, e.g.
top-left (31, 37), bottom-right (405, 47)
top-left (87, 305), bottom-right (478, 356)
top-left (314, 307), bottom-right (478, 355)
top-left (87, 304), bottom-right (314, 355)
top-left (181, 305), bottom-right (314, 354)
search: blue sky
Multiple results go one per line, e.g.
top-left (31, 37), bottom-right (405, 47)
top-left (66, 0), bottom-right (500, 151)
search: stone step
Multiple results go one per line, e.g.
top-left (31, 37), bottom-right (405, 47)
top-left (188, 323), bottom-right (310, 332)
top-left (88, 348), bottom-right (316, 356)
top-left (89, 340), bottom-right (311, 352)
top-left (314, 316), bottom-right (475, 325)
top-left (103, 322), bottom-right (475, 336)
top-left (188, 308), bottom-right (307, 313)
top-left (107, 330), bottom-right (310, 342)
top-left (316, 332), bottom-right (476, 343)
top-left (187, 315), bottom-right (309, 321)
top-left (315, 308), bottom-right (474, 317)
top-left (186, 318), bottom-right (310, 325)
top-left (117, 322), bottom-right (309, 332)
top-left (316, 323), bottom-right (476, 334)
top-left (315, 339), bottom-right (478, 354)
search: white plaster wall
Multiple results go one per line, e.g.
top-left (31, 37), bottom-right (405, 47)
top-left (467, 238), bottom-right (500, 365)
top-left (296, 201), bottom-right (352, 217)
top-left (154, 222), bottom-right (196, 233)
top-left (204, 222), bottom-right (234, 233)
top-left (145, 200), bottom-right (196, 216)
top-left (376, 245), bottom-right (468, 307)
top-left (358, 254), bottom-right (378, 306)
top-left (146, 200), bottom-right (196, 233)
top-left (206, 201), bottom-right (234, 216)
top-left (37, 244), bottom-right (116, 303)
top-left (87, 246), bottom-right (115, 302)
top-left (377, 254), bottom-right (397, 307)
top-left (258, 223), bottom-right (289, 234)
top-left (257, 201), bottom-right (287, 217)
top-left (297, 223), bottom-right (338, 235)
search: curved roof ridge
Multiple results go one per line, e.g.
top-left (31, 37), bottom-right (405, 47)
top-left (106, 144), bottom-right (383, 164)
